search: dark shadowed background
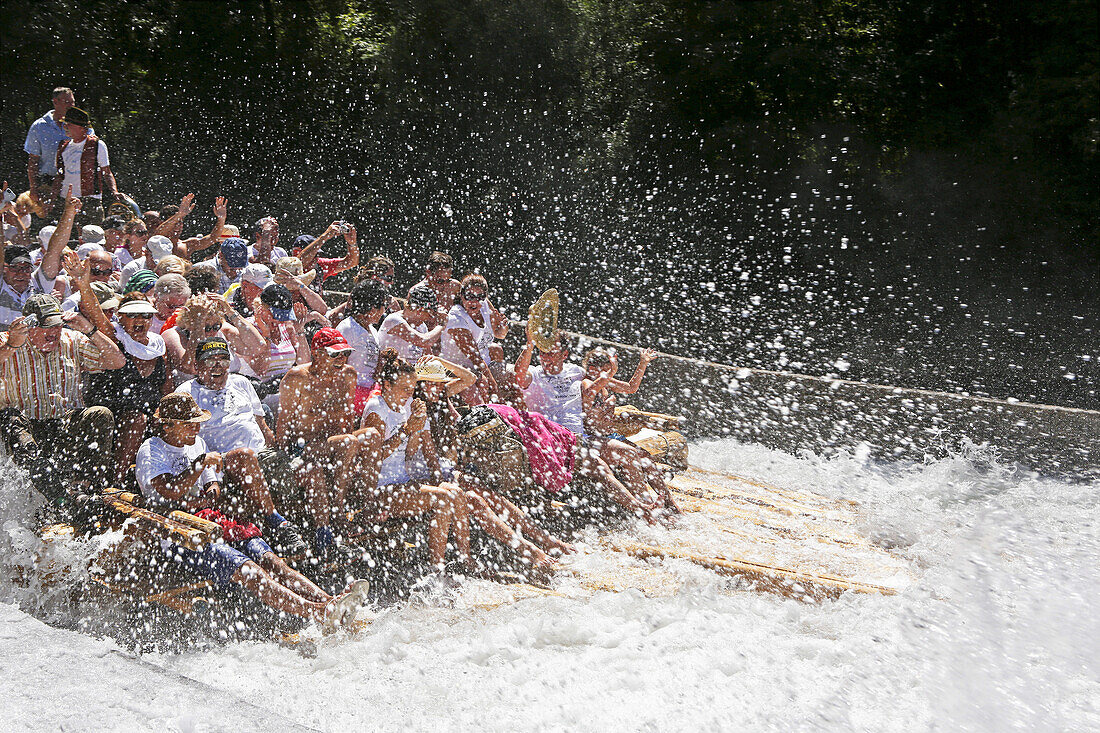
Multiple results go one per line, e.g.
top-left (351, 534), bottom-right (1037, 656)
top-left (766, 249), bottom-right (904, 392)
top-left (2, 0), bottom-right (1096, 408)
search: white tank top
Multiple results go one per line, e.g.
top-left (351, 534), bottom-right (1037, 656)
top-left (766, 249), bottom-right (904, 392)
top-left (440, 301), bottom-right (494, 368)
top-left (524, 364), bottom-right (586, 435)
top-left (362, 393), bottom-right (412, 485)
top-left (377, 311), bottom-right (428, 363)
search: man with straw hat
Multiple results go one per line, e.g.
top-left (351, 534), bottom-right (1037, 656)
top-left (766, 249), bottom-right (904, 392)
top-left (136, 392), bottom-right (368, 630)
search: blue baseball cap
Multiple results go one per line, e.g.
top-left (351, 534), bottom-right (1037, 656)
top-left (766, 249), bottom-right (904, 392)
top-left (219, 237), bottom-right (249, 269)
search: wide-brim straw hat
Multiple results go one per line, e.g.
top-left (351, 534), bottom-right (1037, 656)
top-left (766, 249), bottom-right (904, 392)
top-left (528, 288), bottom-right (559, 353)
top-left (415, 357), bottom-right (451, 383)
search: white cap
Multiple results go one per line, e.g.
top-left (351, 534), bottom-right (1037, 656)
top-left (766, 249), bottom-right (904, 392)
top-left (38, 225), bottom-right (57, 248)
top-left (80, 224), bottom-right (105, 245)
top-left (76, 242), bottom-right (106, 260)
top-left (240, 263), bottom-right (273, 289)
top-left (146, 235), bottom-right (174, 264)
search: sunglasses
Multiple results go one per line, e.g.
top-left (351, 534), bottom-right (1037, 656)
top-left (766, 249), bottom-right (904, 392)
top-left (462, 290), bottom-right (486, 301)
top-left (203, 323), bottom-right (223, 333)
top-left (90, 268), bottom-right (113, 276)
top-left (124, 313), bottom-right (154, 321)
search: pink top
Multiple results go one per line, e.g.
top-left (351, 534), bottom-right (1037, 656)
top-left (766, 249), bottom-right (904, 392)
top-left (487, 404), bottom-right (577, 493)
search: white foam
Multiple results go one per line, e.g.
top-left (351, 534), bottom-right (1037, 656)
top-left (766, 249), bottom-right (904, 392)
top-left (1, 439), bottom-right (1097, 730)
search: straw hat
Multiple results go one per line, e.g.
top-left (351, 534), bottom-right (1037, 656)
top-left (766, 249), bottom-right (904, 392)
top-left (154, 393), bottom-right (211, 423)
top-left (528, 288), bottom-right (559, 352)
top-left (415, 356), bottom-right (451, 383)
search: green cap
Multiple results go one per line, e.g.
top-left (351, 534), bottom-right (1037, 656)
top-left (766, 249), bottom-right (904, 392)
top-left (22, 294), bottom-right (64, 328)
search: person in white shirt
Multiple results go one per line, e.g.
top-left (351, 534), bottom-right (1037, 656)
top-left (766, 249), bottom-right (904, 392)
top-left (377, 284), bottom-right (443, 365)
top-left (439, 274), bottom-right (508, 404)
top-left (49, 107), bottom-right (118, 223)
top-left (136, 392), bottom-right (366, 628)
top-left (337, 280), bottom-right (389, 414)
top-left (248, 216), bottom-right (288, 265)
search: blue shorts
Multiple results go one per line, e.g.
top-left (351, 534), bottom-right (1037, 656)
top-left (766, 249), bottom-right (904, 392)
top-left (167, 538), bottom-right (273, 587)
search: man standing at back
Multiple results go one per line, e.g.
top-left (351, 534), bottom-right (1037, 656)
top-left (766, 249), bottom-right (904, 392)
top-left (50, 107), bottom-right (118, 225)
top-left (23, 87), bottom-right (92, 216)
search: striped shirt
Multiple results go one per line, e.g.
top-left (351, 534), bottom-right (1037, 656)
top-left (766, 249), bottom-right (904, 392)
top-left (0, 268), bottom-right (58, 331)
top-left (0, 329), bottom-right (105, 420)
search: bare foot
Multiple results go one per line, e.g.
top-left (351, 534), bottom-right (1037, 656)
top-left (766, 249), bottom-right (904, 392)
top-left (543, 536), bottom-right (576, 556)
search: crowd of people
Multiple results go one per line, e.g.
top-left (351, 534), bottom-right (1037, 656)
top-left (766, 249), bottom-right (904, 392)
top-left (1, 87), bottom-right (677, 629)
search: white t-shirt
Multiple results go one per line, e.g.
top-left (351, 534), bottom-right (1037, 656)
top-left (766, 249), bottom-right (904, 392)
top-left (377, 311), bottom-right (429, 363)
top-left (175, 375), bottom-right (266, 454)
top-left (361, 393), bottom-right (412, 486)
top-left (337, 316), bottom-right (380, 388)
top-left (135, 435), bottom-right (217, 509)
top-left (248, 245), bottom-right (288, 266)
top-left (60, 137), bottom-right (110, 199)
top-left (441, 302), bottom-right (494, 368)
top-left (523, 364), bottom-right (586, 435)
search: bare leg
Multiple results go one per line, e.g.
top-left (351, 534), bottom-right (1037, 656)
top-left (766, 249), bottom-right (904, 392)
top-left (232, 560), bottom-right (328, 621)
top-left (348, 428), bottom-right (384, 512)
top-left (383, 486), bottom-right (468, 569)
top-left (299, 440), bottom-right (337, 532)
top-left (467, 487), bottom-right (574, 555)
top-left (258, 553), bottom-right (331, 603)
top-left (578, 448), bottom-right (659, 524)
top-left (222, 447), bottom-right (276, 516)
top-left (463, 489), bottom-right (555, 573)
top-left (602, 439), bottom-right (681, 514)
top-left (114, 411), bottom-right (146, 484)
top-left (328, 432), bottom-right (365, 516)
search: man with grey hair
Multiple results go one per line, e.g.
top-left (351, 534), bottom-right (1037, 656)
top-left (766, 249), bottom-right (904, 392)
top-left (23, 87), bottom-right (93, 215)
top-left (151, 273), bottom-right (191, 332)
top-left (61, 249), bottom-right (118, 312)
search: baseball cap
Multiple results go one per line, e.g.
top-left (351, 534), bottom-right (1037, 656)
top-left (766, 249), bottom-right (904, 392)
top-left (291, 234), bottom-right (314, 256)
top-left (5, 245), bottom-right (33, 266)
top-left (219, 237), bottom-right (249, 269)
top-left (146, 234), bottom-right (174, 264)
top-left (22, 294), bottom-right (64, 327)
top-left (311, 327), bottom-right (354, 356)
top-left (195, 337), bottom-right (231, 363)
top-left (260, 283), bottom-right (294, 322)
top-left (76, 242), bottom-right (106, 260)
top-left (240, 263), bottom-right (273, 289)
top-left (89, 281), bottom-right (120, 310)
top-left (80, 225), bottom-right (105, 245)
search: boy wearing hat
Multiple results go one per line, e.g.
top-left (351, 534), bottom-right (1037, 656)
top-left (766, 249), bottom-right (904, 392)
top-left (275, 327), bottom-right (359, 556)
top-left (24, 87), bottom-right (93, 213)
top-left (136, 392), bottom-right (366, 628)
top-left (50, 106), bottom-right (119, 224)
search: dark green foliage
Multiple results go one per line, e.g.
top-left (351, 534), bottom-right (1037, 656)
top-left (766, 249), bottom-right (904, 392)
top-left (1, 0), bottom-right (1095, 254)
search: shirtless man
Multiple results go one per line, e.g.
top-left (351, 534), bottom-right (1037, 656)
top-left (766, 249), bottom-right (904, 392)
top-left (407, 251), bottom-right (461, 312)
top-left (276, 327), bottom-right (358, 556)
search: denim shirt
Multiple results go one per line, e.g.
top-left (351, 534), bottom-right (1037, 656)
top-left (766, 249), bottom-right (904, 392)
top-left (23, 111), bottom-right (94, 176)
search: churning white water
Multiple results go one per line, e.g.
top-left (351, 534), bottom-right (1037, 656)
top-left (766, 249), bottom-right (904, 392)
top-left (1, 438), bottom-right (1097, 732)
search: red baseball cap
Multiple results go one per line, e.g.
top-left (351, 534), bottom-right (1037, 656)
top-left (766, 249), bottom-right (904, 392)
top-left (311, 327), bottom-right (354, 356)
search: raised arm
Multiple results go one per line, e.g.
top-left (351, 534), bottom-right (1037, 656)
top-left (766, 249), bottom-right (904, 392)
top-left (386, 316), bottom-right (443, 349)
top-left (182, 196), bottom-right (227, 257)
top-left (296, 221), bottom-right (340, 270)
top-left (424, 356), bottom-right (476, 398)
top-left (514, 326), bottom-right (537, 389)
top-left (212, 295), bottom-right (268, 373)
top-left (608, 349), bottom-right (656, 394)
top-left (487, 297), bottom-right (509, 339)
top-left (153, 192), bottom-right (195, 239)
top-left (41, 189), bottom-right (80, 280)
